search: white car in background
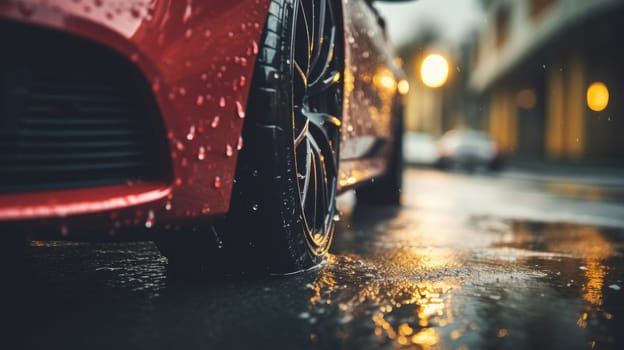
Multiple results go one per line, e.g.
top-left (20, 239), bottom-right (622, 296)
top-left (403, 132), bottom-right (440, 166)
top-left (436, 129), bottom-right (503, 171)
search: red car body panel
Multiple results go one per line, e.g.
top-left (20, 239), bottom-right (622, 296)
top-left (0, 0), bottom-right (271, 225)
top-left (0, 0), bottom-right (401, 237)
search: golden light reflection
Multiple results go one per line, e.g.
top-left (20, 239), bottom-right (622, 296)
top-left (411, 327), bottom-right (440, 347)
top-left (420, 54), bottom-right (449, 88)
top-left (398, 79), bottom-right (410, 95)
top-left (307, 252), bottom-right (460, 350)
top-left (581, 258), bottom-right (607, 308)
top-left (586, 82), bottom-right (609, 112)
top-left (378, 75), bottom-right (396, 90)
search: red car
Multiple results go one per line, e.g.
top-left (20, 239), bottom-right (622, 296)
top-left (0, 0), bottom-right (407, 274)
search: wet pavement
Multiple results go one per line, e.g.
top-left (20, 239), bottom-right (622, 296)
top-left (3, 168), bottom-right (624, 349)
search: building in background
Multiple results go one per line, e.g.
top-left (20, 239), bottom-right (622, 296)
top-left (469, 0), bottom-right (624, 161)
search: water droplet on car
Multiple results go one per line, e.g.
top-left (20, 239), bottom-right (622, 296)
top-left (219, 97), bottom-right (226, 108)
top-left (225, 144), bottom-right (234, 157)
top-left (184, 29), bottom-right (193, 39)
top-left (213, 176), bottom-right (222, 188)
top-left (235, 101), bottom-right (245, 118)
top-left (251, 204), bottom-right (259, 211)
top-left (204, 29), bottom-right (212, 38)
top-left (252, 169), bottom-right (259, 177)
top-left (201, 207), bottom-right (211, 214)
top-left (211, 115), bottom-right (220, 128)
top-left (176, 141), bottom-right (185, 151)
top-left (195, 95), bottom-right (204, 106)
top-left (179, 87), bottom-right (187, 96)
top-left (165, 201), bottom-right (172, 211)
top-left (183, 0), bottom-right (192, 23)
top-left (186, 125), bottom-right (196, 140)
top-left (237, 136), bottom-right (244, 150)
top-left (200, 73), bottom-right (208, 81)
top-left (93, 0), bottom-right (103, 7)
top-left (145, 209), bottom-right (155, 228)
top-left (197, 146), bottom-right (206, 160)
top-left (228, 31), bottom-right (234, 38)
top-left (252, 40), bottom-right (259, 54)
top-left (239, 76), bottom-right (246, 87)
top-left (180, 158), bottom-right (188, 167)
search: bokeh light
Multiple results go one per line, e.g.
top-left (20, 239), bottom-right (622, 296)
top-left (586, 82), bottom-right (609, 112)
top-left (398, 80), bottom-right (410, 95)
top-left (420, 54), bottom-right (449, 88)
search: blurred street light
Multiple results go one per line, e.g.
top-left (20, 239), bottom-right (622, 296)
top-left (586, 82), bottom-right (609, 112)
top-left (398, 79), bottom-right (410, 95)
top-left (420, 53), bottom-right (449, 88)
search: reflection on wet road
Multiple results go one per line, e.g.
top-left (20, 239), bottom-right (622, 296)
top-left (3, 169), bottom-right (624, 349)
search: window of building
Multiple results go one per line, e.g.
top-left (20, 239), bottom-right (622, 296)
top-left (530, 0), bottom-right (556, 19)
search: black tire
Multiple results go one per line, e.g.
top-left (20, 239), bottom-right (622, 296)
top-left (0, 232), bottom-right (27, 276)
top-left (157, 0), bottom-right (343, 275)
top-left (355, 104), bottom-right (404, 206)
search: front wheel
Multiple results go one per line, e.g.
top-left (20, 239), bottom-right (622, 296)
top-left (157, 0), bottom-right (344, 274)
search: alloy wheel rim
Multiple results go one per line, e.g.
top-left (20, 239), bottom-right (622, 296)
top-left (292, 0), bottom-right (342, 255)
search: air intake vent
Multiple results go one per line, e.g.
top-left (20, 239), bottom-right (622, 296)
top-left (0, 20), bottom-right (171, 193)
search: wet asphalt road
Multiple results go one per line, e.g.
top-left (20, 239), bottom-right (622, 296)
top-left (3, 167), bottom-right (624, 350)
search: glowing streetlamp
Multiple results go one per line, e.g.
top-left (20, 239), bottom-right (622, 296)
top-left (586, 82), bottom-right (609, 112)
top-left (420, 54), bottom-right (449, 88)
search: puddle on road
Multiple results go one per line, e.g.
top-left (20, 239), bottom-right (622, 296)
top-left (301, 206), bottom-right (624, 350)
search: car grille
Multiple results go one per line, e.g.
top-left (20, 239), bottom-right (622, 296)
top-left (0, 20), bottom-right (171, 193)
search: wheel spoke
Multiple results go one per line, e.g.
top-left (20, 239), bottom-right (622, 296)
top-left (294, 61), bottom-right (308, 87)
top-left (309, 0), bottom-right (327, 71)
top-left (294, 116), bottom-right (309, 147)
top-left (299, 138), bottom-right (312, 209)
top-left (304, 111), bottom-right (339, 174)
top-left (308, 28), bottom-right (336, 91)
top-left (308, 69), bottom-right (339, 97)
